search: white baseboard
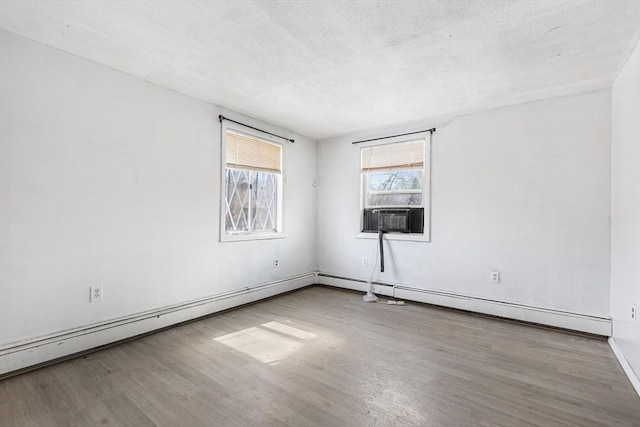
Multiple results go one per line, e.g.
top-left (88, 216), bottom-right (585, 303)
top-left (318, 273), bottom-right (611, 336)
top-left (0, 273), bottom-right (314, 376)
top-left (608, 337), bottom-right (640, 397)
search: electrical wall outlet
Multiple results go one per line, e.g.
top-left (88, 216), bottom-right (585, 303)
top-left (273, 258), bottom-right (280, 269)
top-left (90, 286), bottom-right (103, 302)
top-left (362, 257), bottom-right (368, 267)
top-left (632, 305), bottom-right (636, 320)
top-left (490, 271), bottom-right (501, 284)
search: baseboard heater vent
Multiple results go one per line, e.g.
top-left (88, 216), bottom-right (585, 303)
top-left (316, 272), bottom-right (611, 337)
top-left (0, 273), bottom-right (315, 378)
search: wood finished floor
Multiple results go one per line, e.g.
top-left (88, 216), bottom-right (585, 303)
top-left (1, 286), bottom-right (638, 427)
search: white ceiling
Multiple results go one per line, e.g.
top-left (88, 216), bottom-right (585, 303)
top-left (0, 1), bottom-right (638, 140)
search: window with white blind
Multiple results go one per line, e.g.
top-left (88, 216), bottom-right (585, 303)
top-left (361, 139), bottom-right (426, 207)
top-left (221, 127), bottom-right (283, 241)
top-left (360, 136), bottom-right (431, 238)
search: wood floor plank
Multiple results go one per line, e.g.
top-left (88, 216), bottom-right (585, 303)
top-left (1, 286), bottom-right (638, 426)
top-left (0, 398), bottom-right (56, 427)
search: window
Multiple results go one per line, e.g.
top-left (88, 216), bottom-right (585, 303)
top-left (221, 128), bottom-right (283, 241)
top-left (362, 139), bottom-right (425, 208)
top-left (360, 136), bottom-right (430, 238)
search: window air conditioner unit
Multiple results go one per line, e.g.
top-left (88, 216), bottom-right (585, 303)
top-left (362, 208), bottom-right (424, 234)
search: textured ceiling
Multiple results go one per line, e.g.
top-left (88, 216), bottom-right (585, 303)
top-left (0, 0), bottom-right (638, 140)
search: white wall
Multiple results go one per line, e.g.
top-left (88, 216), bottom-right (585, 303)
top-left (611, 40), bottom-right (640, 379)
top-left (318, 90), bottom-right (612, 318)
top-left (0, 30), bottom-right (317, 348)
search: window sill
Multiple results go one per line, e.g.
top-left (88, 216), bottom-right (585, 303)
top-left (356, 232), bottom-right (430, 242)
top-left (221, 232), bottom-right (285, 242)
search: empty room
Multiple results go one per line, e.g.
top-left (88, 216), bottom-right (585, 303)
top-left (1, 0), bottom-right (639, 425)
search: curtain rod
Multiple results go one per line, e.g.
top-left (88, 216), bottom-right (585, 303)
top-left (219, 115), bottom-right (294, 143)
top-left (351, 128), bottom-right (435, 145)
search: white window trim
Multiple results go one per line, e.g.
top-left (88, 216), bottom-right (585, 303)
top-left (220, 122), bottom-right (284, 242)
top-left (358, 132), bottom-right (432, 242)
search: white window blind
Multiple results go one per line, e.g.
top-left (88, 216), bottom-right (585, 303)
top-left (361, 140), bottom-right (424, 172)
top-left (226, 131), bottom-right (282, 173)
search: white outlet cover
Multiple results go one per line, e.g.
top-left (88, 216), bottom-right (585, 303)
top-left (90, 286), bottom-right (103, 302)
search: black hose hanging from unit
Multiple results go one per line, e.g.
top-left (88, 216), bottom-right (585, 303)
top-left (378, 230), bottom-right (385, 273)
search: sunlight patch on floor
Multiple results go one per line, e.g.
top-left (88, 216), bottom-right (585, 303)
top-left (261, 321), bottom-right (317, 340)
top-left (214, 321), bottom-right (316, 365)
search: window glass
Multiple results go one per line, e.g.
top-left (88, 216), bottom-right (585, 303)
top-left (367, 170), bottom-right (423, 206)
